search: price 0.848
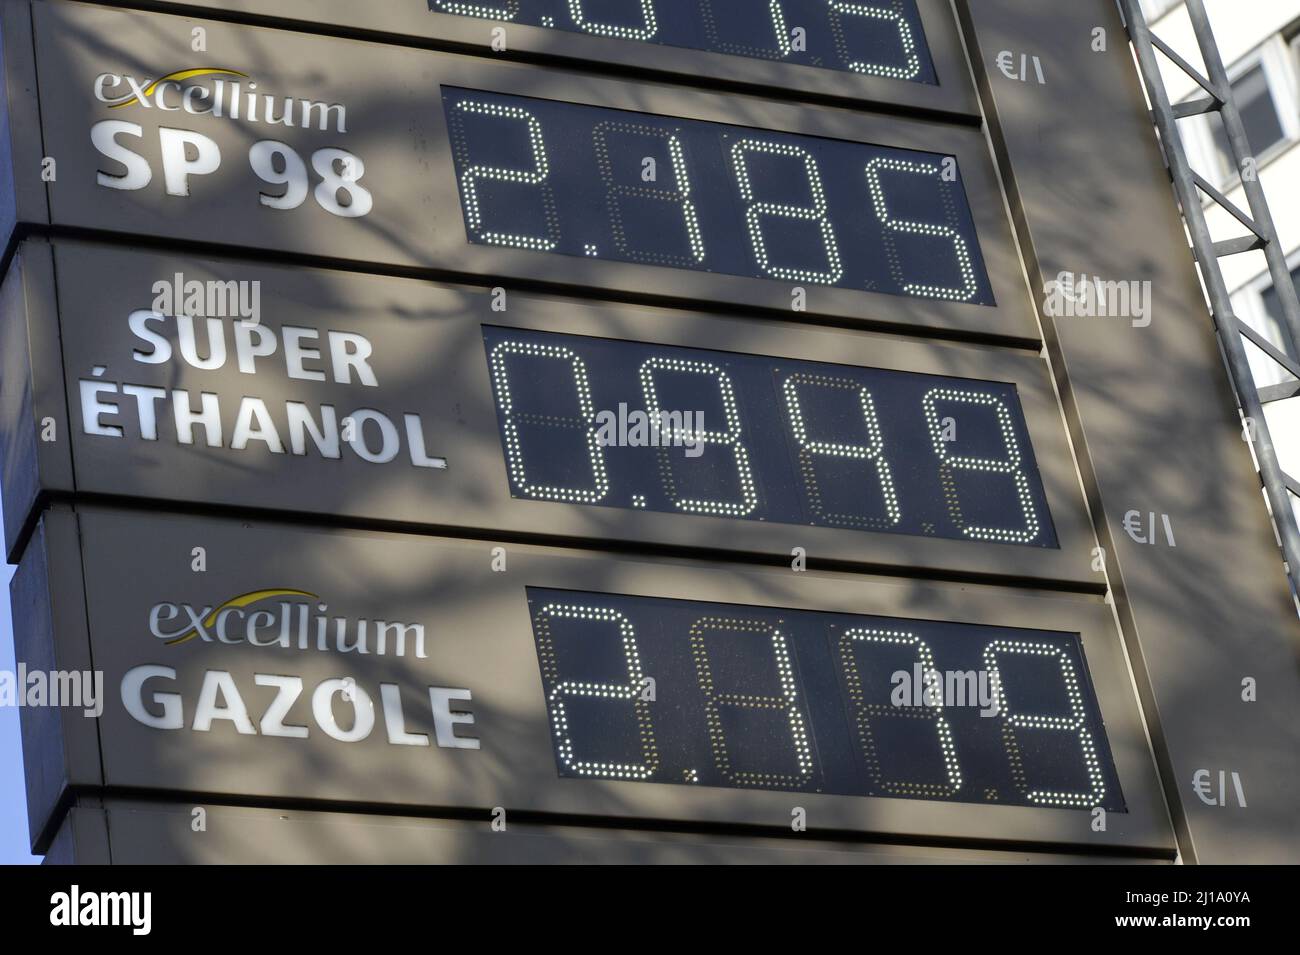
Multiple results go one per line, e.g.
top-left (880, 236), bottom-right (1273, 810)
top-left (483, 326), bottom-right (1056, 547)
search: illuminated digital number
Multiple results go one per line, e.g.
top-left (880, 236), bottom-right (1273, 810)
top-left (864, 157), bottom-right (978, 301)
top-left (431, 0), bottom-right (936, 82)
top-left (488, 339), bottom-right (610, 502)
top-left (690, 617), bottom-right (814, 788)
top-left (444, 92), bottom-right (994, 303)
top-left (782, 372), bottom-right (901, 529)
top-left (449, 100), bottom-right (559, 251)
top-left (431, 1), bottom-right (518, 17)
top-left (698, 0), bottom-right (795, 60)
top-left (567, 0), bottom-right (658, 40)
top-left (592, 121), bottom-right (706, 267)
top-left (828, 0), bottom-right (923, 79)
top-left (983, 640), bottom-right (1107, 808)
top-left (526, 586), bottom-right (1119, 808)
top-left (481, 328), bottom-right (1051, 546)
top-left (839, 628), bottom-right (962, 797)
top-left (731, 139), bottom-right (844, 285)
top-left (639, 356), bottom-right (758, 516)
top-left (534, 603), bottom-right (659, 780)
top-left (923, 388), bottom-right (1040, 544)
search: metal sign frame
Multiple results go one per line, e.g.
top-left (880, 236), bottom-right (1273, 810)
top-left (959, 0), bottom-right (1300, 863)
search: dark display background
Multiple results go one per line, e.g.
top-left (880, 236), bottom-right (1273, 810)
top-left (528, 588), bottom-right (1125, 810)
top-left (428, 0), bottom-right (937, 82)
top-left (483, 326), bottom-right (1057, 546)
top-left (444, 88), bottom-right (993, 303)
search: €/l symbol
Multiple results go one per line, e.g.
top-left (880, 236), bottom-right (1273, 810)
top-left (1122, 510), bottom-right (1176, 546)
top-left (1193, 769), bottom-right (1247, 807)
top-left (996, 50), bottom-right (1046, 84)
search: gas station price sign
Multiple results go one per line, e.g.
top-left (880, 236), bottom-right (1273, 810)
top-left (0, 0), bottom-right (1217, 862)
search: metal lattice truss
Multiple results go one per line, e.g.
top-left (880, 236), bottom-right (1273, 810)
top-left (1120, 0), bottom-right (1300, 583)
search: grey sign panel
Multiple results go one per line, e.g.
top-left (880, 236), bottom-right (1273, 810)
top-left (0, 0), bottom-right (49, 252)
top-left (93, 0), bottom-right (982, 120)
top-left (7, 508), bottom-right (98, 851)
top-left (0, 238), bottom-right (1099, 585)
top-left (959, 0), bottom-right (1300, 862)
top-left (9, 0), bottom-right (1038, 342)
top-left (0, 241), bottom-right (71, 554)
top-left (16, 503), bottom-right (1173, 856)
top-left (46, 798), bottom-right (1169, 865)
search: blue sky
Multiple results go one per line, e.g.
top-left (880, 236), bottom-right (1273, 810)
top-left (0, 485), bottom-right (43, 864)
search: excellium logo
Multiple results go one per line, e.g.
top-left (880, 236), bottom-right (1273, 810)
top-left (93, 67), bottom-right (349, 133)
top-left (89, 66), bottom-right (369, 215)
top-left (127, 591), bottom-right (479, 749)
top-left (148, 589), bottom-right (430, 659)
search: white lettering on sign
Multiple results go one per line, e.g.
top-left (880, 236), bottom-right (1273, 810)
top-left (90, 70), bottom-right (366, 216)
top-left (90, 122), bottom-right (372, 217)
top-left (77, 308), bottom-right (446, 470)
top-left (120, 665), bottom-right (481, 749)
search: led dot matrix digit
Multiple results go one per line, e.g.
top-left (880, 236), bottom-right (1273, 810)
top-left (534, 602), bottom-right (659, 780)
top-left (488, 339), bottom-right (610, 503)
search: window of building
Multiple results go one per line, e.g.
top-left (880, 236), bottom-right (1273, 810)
top-left (1138, 0), bottom-right (1184, 21)
top-left (1207, 64), bottom-right (1287, 176)
top-left (1235, 259), bottom-right (1300, 391)
top-left (1261, 264), bottom-right (1300, 330)
top-left (1180, 36), bottom-right (1300, 190)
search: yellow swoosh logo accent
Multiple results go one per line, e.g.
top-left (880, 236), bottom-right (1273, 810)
top-left (109, 68), bottom-right (248, 108)
top-left (164, 588), bottom-right (317, 646)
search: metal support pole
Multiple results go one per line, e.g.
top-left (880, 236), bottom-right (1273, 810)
top-left (1185, 0), bottom-right (1300, 356)
top-left (1119, 0), bottom-right (1300, 583)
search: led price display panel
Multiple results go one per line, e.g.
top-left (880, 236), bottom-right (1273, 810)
top-left (19, 505), bottom-right (1177, 855)
top-left (483, 326), bottom-right (1056, 546)
top-left (443, 88), bottom-right (993, 303)
top-left (528, 588), bottom-right (1124, 809)
top-left (428, 0), bottom-right (937, 83)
